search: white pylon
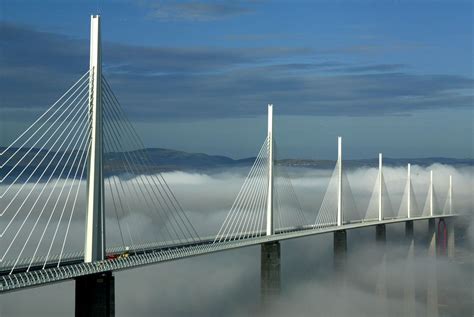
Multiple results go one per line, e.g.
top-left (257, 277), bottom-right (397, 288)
top-left (378, 153), bottom-right (383, 221)
top-left (429, 170), bottom-right (433, 216)
top-left (448, 175), bottom-right (452, 215)
top-left (85, 15), bottom-right (105, 263)
top-left (266, 104), bottom-right (274, 236)
top-left (337, 137), bottom-right (343, 226)
top-left (407, 163), bottom-right (411, 219)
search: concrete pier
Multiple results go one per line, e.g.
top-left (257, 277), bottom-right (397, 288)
top-left (428, 218), bottom-right (436, 256)
top-left (437, 218), bottom-right (447, 257)
top-left (405, 220), bottom-right (414, 243)
top-left (333, 229), bottom-right (348, 312)
top-left (261, 241), bottom-right (281, 306)
top-left (447, 219), bottom-right (455, 259)
top-left (376, 224), bottom-right (386, 245)
top-left (333, 230), bottom-right (347, 273)
top-left (75, 272), bottom-right (115, 317)
top-left (426, 219), bottom-right (439, 317)
top-left (404, 220), bottom-right (416, 317)
top-left (374, 224), bottom-right (388, 316)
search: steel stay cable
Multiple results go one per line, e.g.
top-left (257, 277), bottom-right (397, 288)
top-left (25, 115), bottom-right (90, 270)
top-left (14, 115), bottom-right (91, 272)
top-left (314, 172), bottom-right (332, 226)
top-left (106, 176), bottom-right (127, 251)
top-left (232, 145), bottom-right (268, 239)
top-left (411, 185), bottom-right (420, 217)
top-left (278, 170), bottom-right (292, 232)
top-left (275, 175), bottom-right (285, 232)
top-left (102, 88), bottom-right (197, 243)
top-left (102, 114), bottom-right (174, 245)
top-left (397, 180), bottom-right (409, 218)
top-left (102, 131), bottom-right (148, 250)
top-left (248, 156), bottom-right (267, 238)
top-left (43, 134), bottom-right (90, 269)
top-left (382, 176), bottom-right (395, 218)
top-left (1, 106), bottom-right (89, 262)
top-left (0, 89), bottom-right (89, 203)
top-left (102, 79), bottom-right (200, 240)
top-left (277, 170), bottom-right (297, 228)
top-left (0, 99), bottom-right (89, 234)
top-left (104, 111), bottom-right (188, 248)
top-left (256, 143), bottom-right (270, 237)
top-left (103, 104), bottom-right (189, 246)
top-left (283, 167), bottom-right (307, 226)
top-left (223, 145), bottom-right (266, 241)
top-left (106, 173), bottom-right (150, 254)
top-left (233, 155), bottom-right (266, 239)
top-left (0, 80), bottom-right (89, 181)
top-left (243, 154), bottom-right (269, 239)
top-left (57, 140), bottom-right (90, 267)
top-left (102, 98), bottom-right (179, 242)
top-left (104, 166), bottom-right (135, 250)
top-left (101, 132), bottom-right (159, 253)
top-left (273, 144), bottom-right (285, 232)
top-left (282, 178), bottom-right (297, 229)
top-left (315, 164), bottom-right (337, 227)
top-left (278, 165), bottom-right (306, 227)
top-left (341, 170), bottom-right (360, 222)
top-left (319, 170), bottom-right (337, 227)
top-left (254, 156), bottom-right (269, 238)
top-left (324, 164), bottom-right (339, 226)
top-left (239, 150), bottom-right (269, 238)
top-left (214, 137), bottom-right (267, 243)
top-left (0, 71), bottom-right (89, 158)
top-left (273, 167), bottom-right (283, 231)
top-left (102, 82), bottom-right (200, 241)
top-left (365, 170), bottom-right (380, 220)
top-left (102, 103), bottom-right (183, 245)
top-left (219, 139), bottom-right (268, 242)
top-left (222, 151), bottom-right (265, 241)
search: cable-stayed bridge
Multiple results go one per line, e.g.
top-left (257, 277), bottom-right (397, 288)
top-left (0, 15), bottom-right (468, 316)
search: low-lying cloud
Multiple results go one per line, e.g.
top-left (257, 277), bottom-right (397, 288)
top-left (0, 164), bottom-right (472, 316)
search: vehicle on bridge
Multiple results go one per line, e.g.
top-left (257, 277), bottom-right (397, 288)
top-left (106, 247), bottom-right (130, 260)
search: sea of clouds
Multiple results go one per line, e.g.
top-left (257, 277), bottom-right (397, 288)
top-left (0, 164), bottom-right (472, 316)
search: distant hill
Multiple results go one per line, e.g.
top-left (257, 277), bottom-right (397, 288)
top-left (277, 157), bottom-right (474, 170)
top-left (0, 146), bottom-right (472, 180)
top-left (110, 148), bottom-right (474, 171)
top-left (105, 148), bottom-right (255, 172)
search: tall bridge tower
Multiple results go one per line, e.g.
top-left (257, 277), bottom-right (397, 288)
top-left (76, 15), bottom-right (114, 317)
top-left (85, 14), bottom-right (105, 264)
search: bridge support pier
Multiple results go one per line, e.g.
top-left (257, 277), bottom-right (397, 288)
top-left (428, 218), bottom-right (436, 256)
top-left (426, 218), bottom-right (439, 317)
top-left (405, 220), bottom-right (414, 243)
top-left (333, 230), bottom-right (347, 273)
top-left (376, 224), bottom-right (386, 245)
top-left (447, 219), bottom-right (455, 259)
top-left (75, 272), bottom-right (115, 317)
top-left (404, 220), bottom-right (416, 317)
top-left (374, 224), bottom-right (388, 315)
top-left (261, 241), bottom-right (281, 306)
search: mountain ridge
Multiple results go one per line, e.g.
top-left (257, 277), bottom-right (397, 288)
top-left (1, 146), bottom-right (472, 176)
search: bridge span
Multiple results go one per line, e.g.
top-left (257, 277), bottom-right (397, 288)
top-left (0, 214), bottom-right (461, 293)
top-left (0, 15), bottom-right (470, 317)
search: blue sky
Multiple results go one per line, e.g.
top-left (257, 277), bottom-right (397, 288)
top-left (0, 0), bottom-right (472, 158)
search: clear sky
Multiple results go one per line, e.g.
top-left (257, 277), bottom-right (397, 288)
top-left (0, 0), bottom-right (472, 159)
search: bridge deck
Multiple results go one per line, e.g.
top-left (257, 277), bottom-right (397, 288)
top-left (0, 214), bottom-right (464, 293)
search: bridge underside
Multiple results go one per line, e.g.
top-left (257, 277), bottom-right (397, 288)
top-left (261, 241), bottom-right (281, 305)
top-left (76, 272), bottom-right (114, 317)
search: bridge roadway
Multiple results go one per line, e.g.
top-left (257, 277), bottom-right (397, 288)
top-left (0, 214), bottom-right (462, 293)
